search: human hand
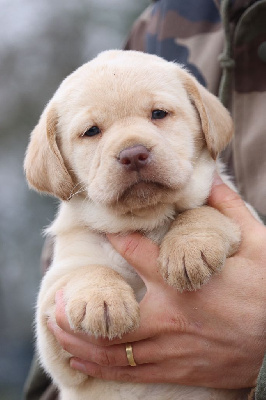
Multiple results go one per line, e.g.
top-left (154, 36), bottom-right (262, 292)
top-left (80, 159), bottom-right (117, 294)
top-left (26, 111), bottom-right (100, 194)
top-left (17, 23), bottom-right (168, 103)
top-left (48, 176), bottom-right (266, 388)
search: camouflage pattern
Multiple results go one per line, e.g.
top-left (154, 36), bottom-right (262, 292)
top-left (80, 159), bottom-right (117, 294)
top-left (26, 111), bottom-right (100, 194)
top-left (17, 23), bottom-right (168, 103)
top-left (24, 1), bottom-right (266, 399)
top-left (125, 0), bottom-right (266, 216)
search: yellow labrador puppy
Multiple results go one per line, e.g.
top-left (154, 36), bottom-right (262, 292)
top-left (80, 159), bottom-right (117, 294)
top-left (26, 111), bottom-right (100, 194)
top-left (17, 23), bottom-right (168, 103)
top-left (24, 50), bottom-right (247, 400)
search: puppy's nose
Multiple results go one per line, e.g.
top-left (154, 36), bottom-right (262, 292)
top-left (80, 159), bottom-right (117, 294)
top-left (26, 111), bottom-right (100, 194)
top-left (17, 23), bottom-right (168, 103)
top-left (118, 145), bottom-right (150, 171)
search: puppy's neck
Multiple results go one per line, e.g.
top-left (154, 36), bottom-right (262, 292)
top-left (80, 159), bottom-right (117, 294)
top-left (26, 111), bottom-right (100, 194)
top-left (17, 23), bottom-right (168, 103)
top-left (60, 198), bottom-right (175, 234)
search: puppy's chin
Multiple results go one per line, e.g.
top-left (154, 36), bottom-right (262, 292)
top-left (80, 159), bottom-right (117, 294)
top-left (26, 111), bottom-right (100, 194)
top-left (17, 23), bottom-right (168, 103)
top-left (104, 181), bottom-right (177, 215)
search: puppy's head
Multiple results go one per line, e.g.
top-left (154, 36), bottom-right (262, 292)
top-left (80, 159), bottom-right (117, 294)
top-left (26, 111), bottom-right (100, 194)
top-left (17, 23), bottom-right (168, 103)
top-left (24, 50), bottom-right (233, 214)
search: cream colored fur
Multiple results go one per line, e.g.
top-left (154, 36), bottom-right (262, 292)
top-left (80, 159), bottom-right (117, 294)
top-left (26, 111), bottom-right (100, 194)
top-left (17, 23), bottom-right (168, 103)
top-left (24, 50), bottom-right (249, 399)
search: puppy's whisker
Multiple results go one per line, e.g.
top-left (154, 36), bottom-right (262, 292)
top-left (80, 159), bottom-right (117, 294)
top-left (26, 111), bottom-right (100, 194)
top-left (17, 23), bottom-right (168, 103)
top-left (67, 182), bottom-right (87, 201)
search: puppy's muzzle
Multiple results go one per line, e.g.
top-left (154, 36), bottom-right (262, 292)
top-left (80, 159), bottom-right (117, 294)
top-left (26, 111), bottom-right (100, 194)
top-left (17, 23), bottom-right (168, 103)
top-left (118, 145), bottom-right (151, 172)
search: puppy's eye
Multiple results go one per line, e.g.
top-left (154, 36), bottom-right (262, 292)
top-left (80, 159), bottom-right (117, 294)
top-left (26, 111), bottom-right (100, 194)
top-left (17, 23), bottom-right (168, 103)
top-left (151, 109), bottom-right (168, 120)
top-left (82, 126), bottom-right (101, 137)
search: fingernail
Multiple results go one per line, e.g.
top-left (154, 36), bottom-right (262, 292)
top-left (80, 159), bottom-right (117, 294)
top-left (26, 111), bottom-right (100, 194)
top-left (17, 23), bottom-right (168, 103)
top-left (70, 358), bottom-right (87, 373)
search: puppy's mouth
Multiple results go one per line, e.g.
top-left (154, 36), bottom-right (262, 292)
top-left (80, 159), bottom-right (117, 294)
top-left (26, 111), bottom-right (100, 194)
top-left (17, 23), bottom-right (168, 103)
top-left (114, 179), bottom-right (174, 210)
top-left (122, 180), bottom-right (163, 196)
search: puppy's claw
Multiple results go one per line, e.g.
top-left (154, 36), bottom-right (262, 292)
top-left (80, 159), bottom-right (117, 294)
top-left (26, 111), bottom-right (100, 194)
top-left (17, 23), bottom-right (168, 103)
top-left (159, 235), bottom-right (226, 292)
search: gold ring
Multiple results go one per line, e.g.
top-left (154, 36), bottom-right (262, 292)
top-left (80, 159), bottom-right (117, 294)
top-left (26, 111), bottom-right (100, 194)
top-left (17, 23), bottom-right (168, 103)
top-left (126, 343), bottom-right (137, 367)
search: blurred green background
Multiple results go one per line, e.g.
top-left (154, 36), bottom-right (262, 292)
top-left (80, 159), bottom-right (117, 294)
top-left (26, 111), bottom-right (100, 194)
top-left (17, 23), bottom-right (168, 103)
top-left (0, 0), bottom-right (148, 398)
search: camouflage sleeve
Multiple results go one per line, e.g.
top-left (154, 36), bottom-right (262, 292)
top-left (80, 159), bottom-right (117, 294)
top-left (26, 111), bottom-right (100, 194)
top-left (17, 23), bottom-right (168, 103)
top-left (125, 0), bottom-right (266, 217)
top-left (255, 354), bottom-right (266, 400)
top-left (125, 0), bottom-right (224, 93)
top-left (229, 0), bottom-right (266, 216)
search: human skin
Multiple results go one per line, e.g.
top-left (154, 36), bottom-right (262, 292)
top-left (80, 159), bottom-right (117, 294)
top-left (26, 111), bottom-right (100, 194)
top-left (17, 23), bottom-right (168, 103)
top-left (48, 175), bottom-right (266, 389)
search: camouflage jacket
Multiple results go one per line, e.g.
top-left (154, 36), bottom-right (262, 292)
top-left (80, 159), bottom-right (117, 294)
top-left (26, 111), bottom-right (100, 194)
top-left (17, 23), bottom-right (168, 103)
top-left (125, 0), bottom-right (266, 218)
top-left (24, 1), bottom-right (266, 399)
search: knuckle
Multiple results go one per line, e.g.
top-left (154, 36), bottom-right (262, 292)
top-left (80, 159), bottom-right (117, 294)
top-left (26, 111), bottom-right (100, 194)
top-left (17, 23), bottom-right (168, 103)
top-left (94, 348), bottom-right (117, 366)
top-left (122, 236), bottom-right (140, 259)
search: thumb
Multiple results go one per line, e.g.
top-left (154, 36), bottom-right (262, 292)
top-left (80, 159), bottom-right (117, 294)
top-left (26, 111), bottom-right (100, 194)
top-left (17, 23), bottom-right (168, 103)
top-left (107, 233), bottom-right (163, 285)
top-left (208, 173), bottom-right (257, 227)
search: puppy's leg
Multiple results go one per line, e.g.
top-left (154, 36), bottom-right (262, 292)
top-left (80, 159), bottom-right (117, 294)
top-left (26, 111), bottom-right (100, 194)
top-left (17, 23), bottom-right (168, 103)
top-left (158, 206), bottom-right (241, 291)
top-left (37, 265), bottom-right (139, 391)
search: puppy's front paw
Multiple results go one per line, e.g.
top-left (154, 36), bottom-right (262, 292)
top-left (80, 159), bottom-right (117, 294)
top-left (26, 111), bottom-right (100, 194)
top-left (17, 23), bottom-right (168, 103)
top-left (159, 233), bottom-right (226, 292)
top-left (64, 271), bottom-right (140, 339)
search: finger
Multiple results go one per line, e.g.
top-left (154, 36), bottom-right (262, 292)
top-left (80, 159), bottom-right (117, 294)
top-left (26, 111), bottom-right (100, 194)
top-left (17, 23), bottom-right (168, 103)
top-left (70, 358), bottom-right (163, 383)
top-left (107, 233), bottom-right (163, 285)
top-left (49, 318), bottom-right (167, 367)
top-left (208, 173), bottom-right (259, 227)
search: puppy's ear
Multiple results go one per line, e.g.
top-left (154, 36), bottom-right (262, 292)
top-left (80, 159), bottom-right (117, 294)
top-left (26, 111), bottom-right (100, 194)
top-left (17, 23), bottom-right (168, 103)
top-left (24, 104), bottom-right (74, 200)
top-left (179, 69), bottom-right (233, 159)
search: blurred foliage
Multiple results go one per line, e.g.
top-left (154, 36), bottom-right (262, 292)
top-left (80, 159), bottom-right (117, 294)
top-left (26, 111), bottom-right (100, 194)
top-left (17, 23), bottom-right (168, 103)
top-left (0, 0), bottom-right (148, 398)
